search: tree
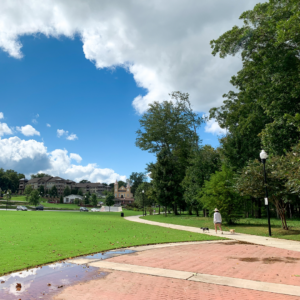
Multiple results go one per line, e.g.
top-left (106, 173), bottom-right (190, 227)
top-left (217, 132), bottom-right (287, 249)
top-left (78, 189), bottom-right (83, 196)
top-left (182, 145), bottom-right (221, 216)
top-left (129, 172), bottom-right (147, 196)
top-left (71, 188), bottom-right (78, 195)
top-left (31, 173), bottom-right (51, 179)
top-left (29, 190), bottom-right (40, 207)
top-left (134, 182), bottom-right (153, 208)
top-left (79, 179), bottom-right (91, 183)
top-left (210, 1), bottom-right (300, 156)
top-left (136, 92), bottom-right (203, 214)
top-left (91, 193), bottom-right (98, 207)
top-left (105, 194), bottom-right (115, 211)
top-left (63, 186), bottom-right (71, 197)
top-left (0, 169), bottom-right (25, 193)
top-left (235, 158), bottom-right (290, 229)
top-left (84, 192), bottom-right (90, 204)
top-left (50, 185), bottom-right (58, 198)
top-left (38, 185), bottom-right (45, 197)
top-left (60, 195), bottom-right (63, 204)
top-left (24, 185), bottom-right (33, 201)
top-left (200, 165), bottom-right (243, 224)
top-left (118, 181), bottom-right (126, 188)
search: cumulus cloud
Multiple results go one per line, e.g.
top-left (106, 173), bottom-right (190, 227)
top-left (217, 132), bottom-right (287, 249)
top-left (0, 112), bottom-right (3, 119)
top-left (70, 153), bottom-right (82, 163)
top-left (57, 129), bottom-right (78, 140)
top-left (0, 0), bottom-right (261, 114)
top-left (46, 123), bottom-right (51, 127)
top-left (0, 122), bottom-right (13, 136)
top-left (17, 125), bottom-right (40, 136)
top-left (66, 134), bottom-right (78, 141)
top-left (0, 136), bottom-right (125, 183)
top-left (205, 118), bottom-right (226, 135)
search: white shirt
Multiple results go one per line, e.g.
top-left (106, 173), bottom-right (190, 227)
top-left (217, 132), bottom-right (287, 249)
top-left (214, 212), bottom-right (222, 223)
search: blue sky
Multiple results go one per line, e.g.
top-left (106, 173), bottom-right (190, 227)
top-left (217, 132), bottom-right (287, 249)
top-left (0, 0), bottom-right (261, 183)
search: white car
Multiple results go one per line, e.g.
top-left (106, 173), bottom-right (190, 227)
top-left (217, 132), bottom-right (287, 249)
top-left (91, 208), bottom-right (100, 212)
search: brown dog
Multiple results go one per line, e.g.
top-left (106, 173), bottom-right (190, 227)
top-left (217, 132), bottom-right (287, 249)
top-left (230, 229), bottom-right (235, 234)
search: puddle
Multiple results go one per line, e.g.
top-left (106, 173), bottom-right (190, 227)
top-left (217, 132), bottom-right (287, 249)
top-left (80, 249), bottom-right (136, 260)
top-left (0, 249), bottom-right (135, 299)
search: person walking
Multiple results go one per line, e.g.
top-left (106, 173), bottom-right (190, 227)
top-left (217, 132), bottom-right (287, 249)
top-left (213, 208), bottom-right (222, 234)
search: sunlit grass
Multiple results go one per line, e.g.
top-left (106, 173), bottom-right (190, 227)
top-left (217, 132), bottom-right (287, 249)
top-left (0, 211), bottom-right (223, 275)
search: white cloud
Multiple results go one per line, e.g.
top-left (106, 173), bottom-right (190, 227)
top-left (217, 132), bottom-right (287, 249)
top-left (57, 129), bottom-right (78, 140)
top-left (70, 153), bottom-right (82, 163)
top-left (46, 123), bottom-right (51, 127)
top-left (36, 114), bottom-right (39, 118)
top-left (57, 129), bottom-right (68, 137)
top-left (0, 0), bottom-right (261, 114)
top-left (32, 119), bottom-right (38, 124)
top-left (0, 136), bottom-right (125, 183)
top-left (0, 122), bottom-right (13, 136)
top-left (66, 134), bottom-right (78, 141)
top-left (205, 118), bottom-right (226, 135)
top-left (0, 112), bottom-right (3, 119)
top-left (17, 125), bottom-right (40, 136)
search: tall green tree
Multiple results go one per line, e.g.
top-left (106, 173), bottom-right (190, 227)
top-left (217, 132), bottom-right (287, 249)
top-left (50, 185), bottom-right (58, 198)
top-left (84, 192), bottom-right (91, 204)
top-left (91, 193), bottom-right (98, 207)
top-left (63, 186), bottom-right (71, 197)
top-left (105, 193), bottom-right (115, 211)
top-left (200, 165), bottom-right (243, 224)
top-left (29, 190), bottom-right (40, 207)
top-left (182, 145), bottom-right (221, 216)
top-left (31, 173), bottom-right (51, 179)
top-left (210, 0), bottom-right (300, 156)
top-left (134, 182), bottom-right (153, 208)
top-left (79, 180), bottom-right (91, 183)
top-left (129, 172), bottom-right (147, 195)
top-left (24, 185), bottom-right (33, 201)
top-left (38, 185), bottom-right (45, 196)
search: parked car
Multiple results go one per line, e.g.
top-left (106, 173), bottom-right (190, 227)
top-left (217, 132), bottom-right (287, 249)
top-left (35, 205), bottom-right (44, 211)
top-left (16, 206), bottom-right (27, 211)
top-left (91, 208), bottom-right (100, 212)
top-left (80, 207), bottom-right (89, 212)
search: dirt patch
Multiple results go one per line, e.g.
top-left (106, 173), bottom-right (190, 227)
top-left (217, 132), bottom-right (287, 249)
top-left (262, 257), bottom-right (283, 264)
top-left (239, 257), bottom-right (260, 262)
top-left (217, 241), bottom-right (254, 246)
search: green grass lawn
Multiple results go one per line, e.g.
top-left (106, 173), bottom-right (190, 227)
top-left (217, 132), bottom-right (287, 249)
top-left (142, 214), bottom-right (300, 241)
top-left (0, 211), bottom-right (223, 275)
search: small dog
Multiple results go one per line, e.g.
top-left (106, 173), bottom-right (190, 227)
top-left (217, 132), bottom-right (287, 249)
top-left (230, 229), bottom-right (235, 234)
top-left (200, 227), bottom-right (209, 233)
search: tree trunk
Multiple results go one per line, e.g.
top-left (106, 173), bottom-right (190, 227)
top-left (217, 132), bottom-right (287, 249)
top-left (164, 206), bottom-right (167, 217)
top-left (274, 199), bottom-right (288, 230)
top-left (195, 207), bottom-right (199, 217)
top-left (188, 206), bottom-right (192, 215)
top-left (203, 209), bottom-right (206, 217)
top-left (159, 205), bottom-right (160, 215)
top-left (174, 203), bottom-right (179, 215)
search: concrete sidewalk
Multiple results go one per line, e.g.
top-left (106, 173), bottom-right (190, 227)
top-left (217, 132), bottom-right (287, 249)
top-left (124, 215), bottom-right (300, 252)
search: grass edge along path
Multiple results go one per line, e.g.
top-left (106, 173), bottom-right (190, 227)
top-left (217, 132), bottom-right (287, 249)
top-left (0, 211), bottom-right (224, 276)
top-left (142, 214), bottom-right (300, 241)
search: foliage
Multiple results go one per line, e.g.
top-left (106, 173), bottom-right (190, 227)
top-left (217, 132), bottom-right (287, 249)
top-left (84, 192), bottom-right (90, 204)
top-left (50, 185), bottom-right (58, 198)
top-left (24, 185), bottom-right (33, 201)
top-left (105, 193), bottom-right (115, 211)
top-left (91, 193), bottom-right (98, 207)
top-left (78, 189), bottom-right (83, 196)
top-left (129, 172), bottom-right (147, 195)
top-left (79, 180), bottom-right (91, 183)
top-left (134, 182), bottom-right (153, 207)
top-left (118, 181), bottom-right (126, 188)
top-left (210, 0), bottom-right (300, 156)
top-left (38, 185), bottom-right (45, 196)
top-left (60, 195), bottom-right (63, 204)
top-left (235, 158), bottom-right (290, 229)
top-left (0, 169), bottom-right (25, 193)
top-left (182, 145), bottom-right (221, 215)
top-left (71, 188), bottom-right (78, 195)
top-left (63, 186), bottom-right (71, 197)
top-left (200, 165), bottom-right (243, 224)
top-left (29, 190), bottom-right (40, 207)
top-left (3, 189), bottom-right (12, 205)
top-left (31, 173), bottom-right (51, 179)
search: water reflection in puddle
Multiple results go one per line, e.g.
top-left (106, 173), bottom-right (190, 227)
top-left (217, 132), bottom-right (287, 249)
top-left (0, 249), bottom-right (135, 299)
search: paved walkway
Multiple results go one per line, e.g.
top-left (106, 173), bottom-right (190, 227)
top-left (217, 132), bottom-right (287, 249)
top-left (51, 216), bottom-right (300, 299)
top-left (125, 215), bottom-right (300, 252)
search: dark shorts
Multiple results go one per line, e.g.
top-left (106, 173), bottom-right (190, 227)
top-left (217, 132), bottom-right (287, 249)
top-left (215, 222), bottom-right (222, 224)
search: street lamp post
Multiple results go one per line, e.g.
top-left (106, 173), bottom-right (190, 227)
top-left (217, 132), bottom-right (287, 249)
top-left (260, 150), bottom-right (272, 237)
top-left (142, 190), bottom-right (145, 216)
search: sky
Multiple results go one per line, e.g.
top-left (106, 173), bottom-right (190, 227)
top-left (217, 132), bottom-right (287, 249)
top-left (0, 0), bottom-right (262, 183)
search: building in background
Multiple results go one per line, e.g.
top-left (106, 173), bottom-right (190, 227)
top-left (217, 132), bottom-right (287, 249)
top-left (18, 176), bottom-right (111, 197)
top-left (114, 180), bottom-right (134, 205)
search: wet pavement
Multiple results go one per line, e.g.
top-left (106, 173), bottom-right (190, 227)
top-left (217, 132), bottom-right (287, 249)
top-left (0, 249), bottom-right (135, 300)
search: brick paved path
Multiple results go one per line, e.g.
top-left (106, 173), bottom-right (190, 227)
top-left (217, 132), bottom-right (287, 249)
top-left (55, 241), bottom-right (300, 300)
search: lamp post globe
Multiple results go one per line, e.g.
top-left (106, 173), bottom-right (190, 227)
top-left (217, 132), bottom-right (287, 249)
top-left (260, 150), bottom-right (271, 236)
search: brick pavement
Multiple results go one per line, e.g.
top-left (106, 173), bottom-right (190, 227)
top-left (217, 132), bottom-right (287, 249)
top-left (54, 270), bottom-right (300, 300)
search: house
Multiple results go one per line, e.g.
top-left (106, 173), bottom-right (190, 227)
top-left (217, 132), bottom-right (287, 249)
top-left (113, 180), bottom-right (134, 206)
top-left (63, 194), bottom-right (83, 204)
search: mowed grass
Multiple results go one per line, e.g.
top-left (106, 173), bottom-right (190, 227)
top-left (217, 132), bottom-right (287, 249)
top-left (0, 211), bottom-right (223, 275)
top-left (143, 214), bottom-right (300, 241)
